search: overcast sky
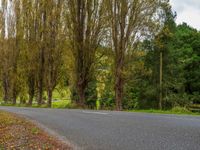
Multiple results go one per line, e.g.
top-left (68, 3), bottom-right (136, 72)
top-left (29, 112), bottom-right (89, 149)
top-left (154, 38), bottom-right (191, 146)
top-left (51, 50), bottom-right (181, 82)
top-left (170, 0), bottom-right (200, 30)
top-left (0, 0), bottom-right (199, 30)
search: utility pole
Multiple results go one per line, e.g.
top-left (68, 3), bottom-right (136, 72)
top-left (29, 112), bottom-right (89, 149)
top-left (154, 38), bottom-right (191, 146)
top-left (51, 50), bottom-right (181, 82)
top-left (159, 51), bottom-right (163, 110)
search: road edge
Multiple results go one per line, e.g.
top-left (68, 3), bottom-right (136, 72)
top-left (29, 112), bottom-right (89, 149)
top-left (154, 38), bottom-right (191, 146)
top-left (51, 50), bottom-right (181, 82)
top-left (1, 110), bottom-right (81, 150)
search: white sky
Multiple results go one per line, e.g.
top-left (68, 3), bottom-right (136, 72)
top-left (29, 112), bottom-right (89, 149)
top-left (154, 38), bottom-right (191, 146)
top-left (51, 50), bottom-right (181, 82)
top-left (0, 0), bottom-right (199, 30)
top-left (170, 0), bottom-right (200, 30)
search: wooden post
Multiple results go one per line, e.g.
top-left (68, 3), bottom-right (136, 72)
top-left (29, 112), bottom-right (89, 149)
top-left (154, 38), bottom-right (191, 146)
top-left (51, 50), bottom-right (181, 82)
top-left (159, 51), bottom-right (163, 110)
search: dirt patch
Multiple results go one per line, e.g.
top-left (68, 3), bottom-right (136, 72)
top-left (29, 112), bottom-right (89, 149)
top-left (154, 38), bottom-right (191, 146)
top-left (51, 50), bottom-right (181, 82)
top-left (0, 111), bottom-right (72, 150)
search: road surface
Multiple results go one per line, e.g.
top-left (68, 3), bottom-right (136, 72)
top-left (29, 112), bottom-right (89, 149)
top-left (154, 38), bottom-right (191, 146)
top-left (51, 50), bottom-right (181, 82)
top-left (0, 106), bottom-right (200, 150)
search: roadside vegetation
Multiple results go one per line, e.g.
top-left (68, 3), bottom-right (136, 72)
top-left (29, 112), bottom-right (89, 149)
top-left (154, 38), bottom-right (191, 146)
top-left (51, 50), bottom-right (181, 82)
top-left (0, 111), bottom-right (71, 149)
top-left (0, 0), bottom-right (199, 113)
top-left (129, 107), bottom-right (200, 116)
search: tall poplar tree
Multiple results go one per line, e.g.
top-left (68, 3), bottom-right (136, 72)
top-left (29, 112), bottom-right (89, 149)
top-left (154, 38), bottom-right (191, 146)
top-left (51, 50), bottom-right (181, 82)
top-left (65, 0), bottom-right (106, 106)
top-left (106, 0), bottom-right (164, 110)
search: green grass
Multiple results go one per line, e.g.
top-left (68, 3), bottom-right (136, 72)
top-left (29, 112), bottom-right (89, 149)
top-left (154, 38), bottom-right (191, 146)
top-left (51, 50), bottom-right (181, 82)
top-left (52, 100), bottom-right (72, 108)
top-left (129, 108), bottom-right (200, 116)
top-left (31, 127), bottom-right (40, 135)
top-left (0, 99), bottom-right (76, 109)
top-left (0, 88), bottom-right (73, 109)
top-left (1, 96), bottom-right (200, 116)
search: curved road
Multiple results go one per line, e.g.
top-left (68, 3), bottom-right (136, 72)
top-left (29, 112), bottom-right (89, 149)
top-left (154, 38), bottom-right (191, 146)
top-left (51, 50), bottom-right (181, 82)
top-left (0, 106), bottom-right (200, 150)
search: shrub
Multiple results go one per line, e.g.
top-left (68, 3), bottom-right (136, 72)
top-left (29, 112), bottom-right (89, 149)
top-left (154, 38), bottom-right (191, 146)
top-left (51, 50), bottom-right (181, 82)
top-left (171, 106), bottom-right (191, 114)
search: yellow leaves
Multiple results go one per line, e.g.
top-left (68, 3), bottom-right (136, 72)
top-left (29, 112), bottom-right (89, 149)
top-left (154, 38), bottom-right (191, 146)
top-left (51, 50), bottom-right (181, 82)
top-left (0, 112), bottom-right (16, 128)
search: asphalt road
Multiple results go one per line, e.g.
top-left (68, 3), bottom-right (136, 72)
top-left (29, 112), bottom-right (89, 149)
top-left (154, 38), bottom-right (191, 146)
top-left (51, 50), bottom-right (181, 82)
top-left (0, 106), bottom-right (200, 150)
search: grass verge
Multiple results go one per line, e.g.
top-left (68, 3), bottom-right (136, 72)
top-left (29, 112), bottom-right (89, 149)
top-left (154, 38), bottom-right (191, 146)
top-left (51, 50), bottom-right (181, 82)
top-left (1, 101), bottom-right (200, 116)
top-left (129, 108), bottom-right (200, 116)
top-left (0, 111), bottom-right (71, 149)
top-left (0, 100), bottom-right (74, 109)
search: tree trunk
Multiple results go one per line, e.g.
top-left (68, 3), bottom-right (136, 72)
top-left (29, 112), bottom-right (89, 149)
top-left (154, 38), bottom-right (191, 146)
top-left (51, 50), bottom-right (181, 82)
top-left (38, 47), bottom-right (45, 105)
top-left (77, 82), bottom-right (86, 107)
top-left (115, 75), bottom-right (123, 111)
top-left (2, 74), bottom-right (9, 103)
top-left (159, 51), bottom-right (163, 110)
top-left (38, 3), bottom-right (46, 106)
top-left (115, 57), bottom-right (124, 111)
top-left (38, 79), bottom-right (43, 105)
top-left (47, 89), bottom-right (52, 108)
top-left (28, 74), bottom-right (35, 106)
top-left (28, 95), bottom-right (34, 106)
top-left (12, 62), bottom-right (17, 105)
top-left (12, 85), bottom-right (17, 105)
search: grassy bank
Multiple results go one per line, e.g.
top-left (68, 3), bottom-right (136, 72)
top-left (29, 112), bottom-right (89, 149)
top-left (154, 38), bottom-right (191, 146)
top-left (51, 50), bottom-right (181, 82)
top-left (0, 100), bottom-right (73, 109)
top-left (1, 102), bottom-right (200, 116)
top-left (129, 107), bottom-right (200, 116)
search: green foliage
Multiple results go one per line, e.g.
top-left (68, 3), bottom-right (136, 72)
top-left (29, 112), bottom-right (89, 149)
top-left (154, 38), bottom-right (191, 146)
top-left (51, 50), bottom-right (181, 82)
top-left (128, 108), bottom-right (199, 116)
top-left (52, 100), bottom-right (71, 109)
top-left (96, 100), bottom-right (100, 110)
top-left (166, 93), bottom-right (191, 107)
top-left (31, 127), bottom-right (39, 135)
top-left (171, 106), bottom-right (191, 114)
top-left (85, 80), bottom-right (98, 109)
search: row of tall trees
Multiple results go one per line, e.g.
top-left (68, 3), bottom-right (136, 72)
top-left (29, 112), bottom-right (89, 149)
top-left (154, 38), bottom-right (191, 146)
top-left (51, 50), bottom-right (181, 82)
top-left (0, 0), bottom-right (66, 107)
top-left (1, 0), bottom-right (199, 110)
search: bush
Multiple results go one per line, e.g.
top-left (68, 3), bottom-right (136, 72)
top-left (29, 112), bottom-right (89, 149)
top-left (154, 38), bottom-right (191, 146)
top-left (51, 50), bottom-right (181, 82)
top-left (52, 100), bottom-right (71, 108)
top-left (171, 106), bottom-right (191, 114)
top-left (167, 93), bottom-right (191, 108)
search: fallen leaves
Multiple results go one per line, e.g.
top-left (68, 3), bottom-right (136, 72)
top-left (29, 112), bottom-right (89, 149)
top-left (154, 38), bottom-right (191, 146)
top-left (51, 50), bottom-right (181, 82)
top-left (0, 111), bottom-right (71, 150)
